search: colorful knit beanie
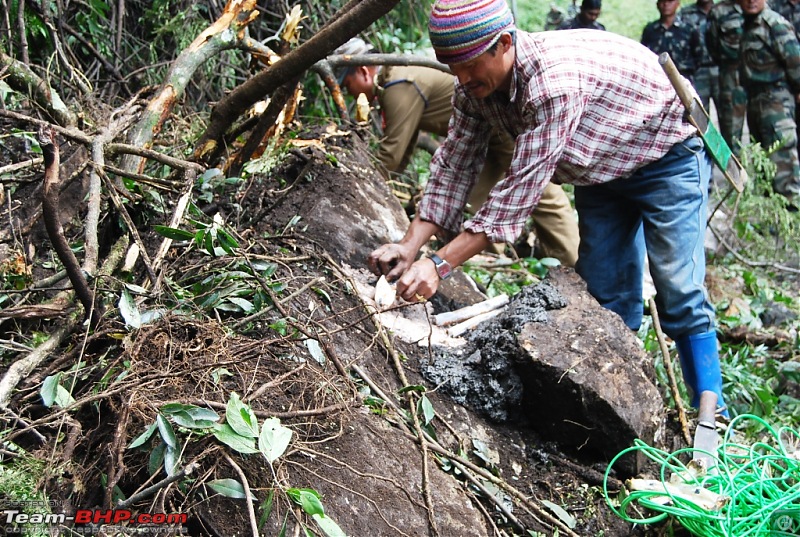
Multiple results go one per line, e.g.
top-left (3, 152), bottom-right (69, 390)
top-left (428, 0), bottom-right (515, 65)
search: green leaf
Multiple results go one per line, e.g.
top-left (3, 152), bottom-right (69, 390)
top-left (312, 514), bottom-right (347, 537)
top-left (213, 423), bottom-right (259, 454)
top-left (200, 168), bottom-right (224, 183)
top-left (128, 421), bottom-right (158, 449)
top-left (149, 442), bottom-right (165, 476)
top-left (123, 283), bottom-right (150, 295)
top-left (258, 417), bottom-right (293, 463)
top-left (780, 361), bottom-right (800, 383)
top-left (227, 296), bottom-right (254, 312)
top-left (541, 499), bottom-right (577, 529)
top-left (397, 384), bottom-right (426, 394)
top-left (419, 395), bottom-right (435, 426)
top-left (40, 374), bottom-right (61, 407)
top-left (161, 404), bottom-right (219, 429)
top-left (118, 288), bottom-right (141, 328)
top-left (225, 392), bottom-right (260, 438)
top-left (313, 287), bottom-right (332, 304)
top-left (204, 230), bottom-right (215, 256)
top-left (216, 227), bottom-right (240, 254)
top-left (208, 478), bottom-right (247, 499)
top-left (305, 339), bottom-right (326, 365)
top-left (258, 489), bottom-right (275, 530)
top-left (156, 414), bottom-right (177, 448)
top-left (169, 410), bottom-right (210, 429)
top-left (153, 225), bottom-right (196, 241)
top-left (211, 367), bottom-right (233, 385)
top-left (287, 488), bottom-right (324, 516)
top-left (54, 385), bottom-right (76, 408)
top-left (164, 445), bottom-right (180, 476)
top-left (41, 374), bottom-right (76, 408)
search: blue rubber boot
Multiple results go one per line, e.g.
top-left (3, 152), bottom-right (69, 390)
top-left (675, 331), bottom-right (728, 417)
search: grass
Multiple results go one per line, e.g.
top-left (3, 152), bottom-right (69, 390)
top-left (515, 0), bottom-right (656, 40)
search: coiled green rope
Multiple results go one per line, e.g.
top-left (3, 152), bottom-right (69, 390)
top-left (603, 414), bottom-right (800, 536)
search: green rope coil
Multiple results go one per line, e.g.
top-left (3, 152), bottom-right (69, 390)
top-left (603, 414), bottom-right (800, 536)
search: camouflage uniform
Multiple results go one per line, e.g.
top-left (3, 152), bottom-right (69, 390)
top-left (567, 0), bottom-right (579, 18)
top-left (707, 0), bottom-right (747, 152)
top-left (679, 2), bottom-right (721, 111)
top-left (641, 18), bottom-right (703, 82)
top-left (740, 7), bottom-right (800, 198)
top-left (545, 5), bottom-right (567, 30)
top-left (374, 65), bottom-right (581, 264)
top-left (557, 16), bottom-right (606, 30)
top-left (772, 0), bottom-right (800, 34)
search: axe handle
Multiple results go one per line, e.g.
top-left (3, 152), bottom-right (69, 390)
top-left (697, 390), bottom-right (718, 429)
top-left (658, 52), bottom-right (696, 111)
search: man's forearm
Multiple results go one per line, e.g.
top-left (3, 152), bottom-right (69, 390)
top-left (400, 217), bottom-right (444, 253)
top-left (435, 229), bottom-right (492, 269)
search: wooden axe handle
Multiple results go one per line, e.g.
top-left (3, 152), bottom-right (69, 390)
top-left (658, 52), bottom-right (696, 110)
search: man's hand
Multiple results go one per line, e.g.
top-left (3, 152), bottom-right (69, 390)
top-left (396, 257), bottom-right (440, 302)
top-left (367, 242), bottom-right (417, 282)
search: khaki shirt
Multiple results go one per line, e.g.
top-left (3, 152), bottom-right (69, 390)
top-left (375, 64), bottom-right (515, 200)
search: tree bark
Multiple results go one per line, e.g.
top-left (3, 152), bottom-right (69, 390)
top-left (0, 45), bottom-right (76, 127)
top-left (194, 0), bottom-right (401, 164)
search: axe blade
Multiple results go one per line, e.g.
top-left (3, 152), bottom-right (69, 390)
top-left (692, 390), bottom-right (719, 472)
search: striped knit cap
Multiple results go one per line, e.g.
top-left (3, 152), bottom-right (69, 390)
top-left (428, 0), bottom-right (515, 65)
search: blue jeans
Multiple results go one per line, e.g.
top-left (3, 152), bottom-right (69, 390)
top-left (574, 136), bottom-right (716, 339)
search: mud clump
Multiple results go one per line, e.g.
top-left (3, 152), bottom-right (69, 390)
top-left (420, 281), bottom-right (567, 422)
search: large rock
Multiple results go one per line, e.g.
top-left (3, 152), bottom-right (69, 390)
top-left (421, 267), bottom-right (663, 474)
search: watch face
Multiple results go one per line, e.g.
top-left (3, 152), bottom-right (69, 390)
top-left (430, 254), bottom-right (452, 279)
top-left (437, 260), bottom-right (452, 279)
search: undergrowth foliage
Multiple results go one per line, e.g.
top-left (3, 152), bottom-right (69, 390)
top-left (730, 140), bottom-right (800, 262)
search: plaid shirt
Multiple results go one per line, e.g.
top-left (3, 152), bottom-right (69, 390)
top-left (418, 29), bottom-right (697, 243)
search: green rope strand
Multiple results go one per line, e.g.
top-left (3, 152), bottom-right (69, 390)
top-left (603, 415), bottom-right (800, 537)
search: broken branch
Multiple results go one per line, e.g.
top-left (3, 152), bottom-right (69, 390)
top-left (39, 126), bottom-right (102, 326)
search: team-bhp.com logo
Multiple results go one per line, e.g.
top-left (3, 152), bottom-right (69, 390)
top-left (770, 508), bottom-right (800, 536)
top-left (3, 505), bottom-right (187, 534)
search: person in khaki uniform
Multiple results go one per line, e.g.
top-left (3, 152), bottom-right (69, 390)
top-left (333, 39), bottom-right (580, 266)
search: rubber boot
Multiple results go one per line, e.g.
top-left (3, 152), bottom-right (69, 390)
top-left (675, 331), bottom-right (728, 417)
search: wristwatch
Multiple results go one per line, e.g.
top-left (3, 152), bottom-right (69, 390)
top-left (428, 253), bottom-right (452, 280)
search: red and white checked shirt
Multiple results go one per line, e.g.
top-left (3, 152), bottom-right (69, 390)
top-left (417, 29), bottom-right (698, 243)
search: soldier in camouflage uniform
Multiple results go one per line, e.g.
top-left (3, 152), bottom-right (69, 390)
top-left (567, 0), bottom-right (580, 17)
top-left (642, 0), bottom-right (704, 83)
top-left (679, 0), bottom-right (720, 111)
top-left (738, 0), bottom-right (800, 200)
top-left (707, 0), bottom-right (747, 152)
top-left (772, 0), bottom-right (800, 34)
top-left (545, 0), bottom-right (580, 30)
top-left (544, 4), bottom-right (567, 30)
top-left (558, 0), bottom-right (606, 30)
